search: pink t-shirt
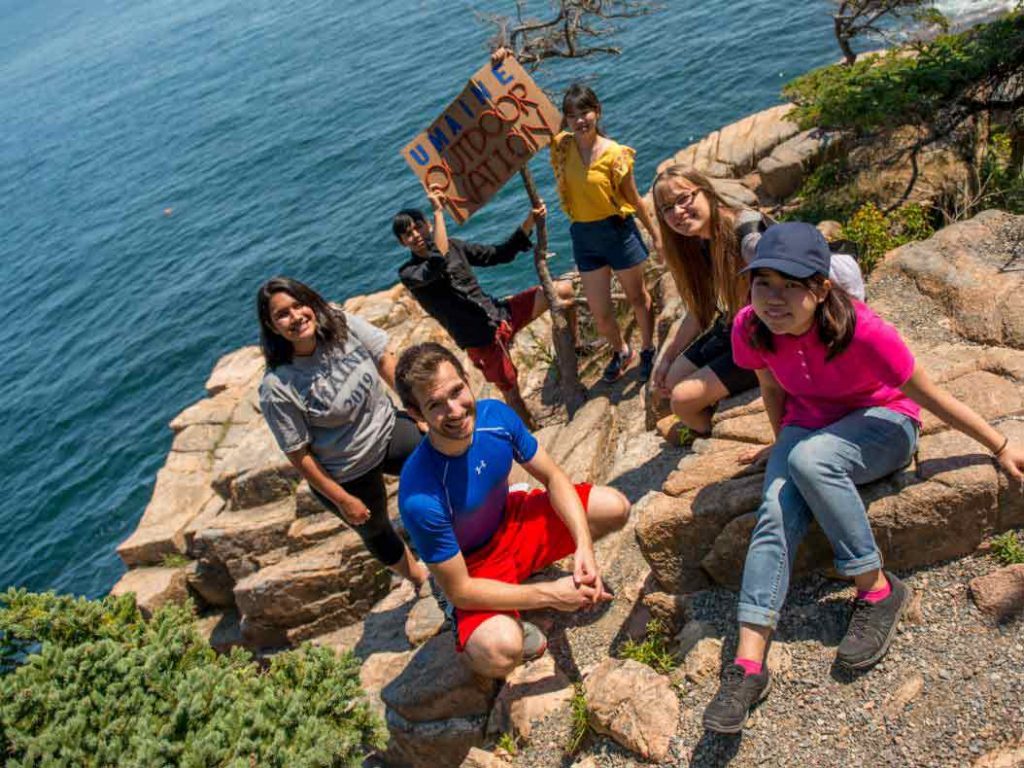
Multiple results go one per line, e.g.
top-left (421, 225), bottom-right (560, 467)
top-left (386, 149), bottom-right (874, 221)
top-left (731, 302), bottom-right (920, 430)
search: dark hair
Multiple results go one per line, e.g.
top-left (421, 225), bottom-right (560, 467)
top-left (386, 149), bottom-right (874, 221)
top-left (395, 342), bottom-right (468, 412)
top-left (746, 271), bottom-right (857, 360)
top-left (652, 165), bottom-right (744, 328)
top-left (256, 277), bottom-right (348, 369)
top-left (392, 208), bottom-right (427, 240)
top-left (561, 83), bottom-right (605, 136)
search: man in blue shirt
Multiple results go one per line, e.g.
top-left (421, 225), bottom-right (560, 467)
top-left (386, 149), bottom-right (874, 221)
top-left (395, 342), bottom-right (631, 679)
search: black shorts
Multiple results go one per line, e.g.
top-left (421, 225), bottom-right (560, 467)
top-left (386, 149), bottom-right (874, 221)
top-left (681, 316), bottom-right (758, 396)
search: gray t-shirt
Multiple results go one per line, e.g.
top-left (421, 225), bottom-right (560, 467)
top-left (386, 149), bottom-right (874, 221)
top-left (259, 312), bottom-right (396, 483)
top-left (736, 209), bottom-right (866, 301)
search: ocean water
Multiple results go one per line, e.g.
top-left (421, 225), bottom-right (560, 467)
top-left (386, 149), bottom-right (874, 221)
top-left (0, 0), bottom-right (1006, 598)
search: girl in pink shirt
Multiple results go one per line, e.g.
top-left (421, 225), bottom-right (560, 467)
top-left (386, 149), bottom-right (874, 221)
top-left (702, 222), bottom-right (1024, 735)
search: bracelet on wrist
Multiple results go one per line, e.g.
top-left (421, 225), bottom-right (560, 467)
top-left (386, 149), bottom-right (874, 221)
top-left (993, 434), bottom-right (1010, 458)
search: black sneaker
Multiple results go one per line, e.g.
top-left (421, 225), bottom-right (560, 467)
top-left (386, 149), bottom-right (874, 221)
top-left (602, 347), bottom-right (635, 382)
top-left (836, 571), bottom-right (909, 670)
top-left (702, 663), bottom-right (772, 734)
top-left (638, 347), bottom-right (657, 383)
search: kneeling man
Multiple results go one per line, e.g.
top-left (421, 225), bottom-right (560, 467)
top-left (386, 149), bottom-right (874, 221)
top-left (395, 342), bottom-right (630, 678)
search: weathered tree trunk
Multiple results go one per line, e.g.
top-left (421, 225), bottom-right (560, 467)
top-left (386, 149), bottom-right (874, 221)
top-left (834, 16), bottom-right (858, 66)
top-left (519, 167), bottom-right (587, 417)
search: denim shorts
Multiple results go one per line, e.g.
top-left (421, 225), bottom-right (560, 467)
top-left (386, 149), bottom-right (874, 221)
top-left (569, 215), bottom-right (649, 273)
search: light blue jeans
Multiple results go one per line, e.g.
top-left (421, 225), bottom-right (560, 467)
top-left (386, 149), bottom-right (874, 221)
top-left (737, 407), bottom-right (918, 629)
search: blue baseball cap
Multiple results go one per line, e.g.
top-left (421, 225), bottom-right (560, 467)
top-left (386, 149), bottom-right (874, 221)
top-left (741, 221), bottom-right (831, 279)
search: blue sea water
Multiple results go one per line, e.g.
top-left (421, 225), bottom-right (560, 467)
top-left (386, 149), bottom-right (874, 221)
top-left (0, 0), bottom-right (1006, 598)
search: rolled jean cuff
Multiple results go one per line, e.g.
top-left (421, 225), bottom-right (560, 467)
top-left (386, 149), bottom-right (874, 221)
top-left (834, 550), bottom-right (883, 577)
top-left (737, 602), bottom-right (779, 629)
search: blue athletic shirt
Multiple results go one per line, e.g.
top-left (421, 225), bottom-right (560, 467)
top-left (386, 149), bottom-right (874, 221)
top-left (398, 399), bottom-right (539, 564)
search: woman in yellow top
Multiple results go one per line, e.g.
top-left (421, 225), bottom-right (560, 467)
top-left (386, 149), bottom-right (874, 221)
top-left (551, 83), bottom-right (662, 383)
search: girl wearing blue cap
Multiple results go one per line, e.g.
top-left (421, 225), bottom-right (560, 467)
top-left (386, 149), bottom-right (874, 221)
top-left (701, 222), bottom-right (1024, 734)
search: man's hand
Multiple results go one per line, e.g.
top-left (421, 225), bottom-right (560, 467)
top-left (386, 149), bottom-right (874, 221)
top-left (573, 543), bottom-right (604, 605)
top-left (426, 184), bottom-right (446, 212)
top-left (491, 46), bottom-right (512, 65)
top-left (547, 575), bottom-right (610, 612)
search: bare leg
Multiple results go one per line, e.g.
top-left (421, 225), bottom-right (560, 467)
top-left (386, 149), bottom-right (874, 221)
top-left (615, 262), bottom-right (654, 350)
top-left (670, 366), bottom-right (729, 436)
top-left (579, 267), bottom-right (626, 353)
top-left (585, 485), bottom-right (631, 539)
top-left (463, 614), bottom-right (525, 678)
top-left (389, 544), bottom-right (429, 588)
top-left (736, 623), bottom-right (772, 664)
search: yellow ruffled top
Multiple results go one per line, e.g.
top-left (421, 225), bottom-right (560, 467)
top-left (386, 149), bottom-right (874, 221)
top-left (550, 131), bottom-right (637, 223)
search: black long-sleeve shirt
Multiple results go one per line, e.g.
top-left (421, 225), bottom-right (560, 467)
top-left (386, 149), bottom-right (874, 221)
top-left (398, 227), bottom-right (533, 349)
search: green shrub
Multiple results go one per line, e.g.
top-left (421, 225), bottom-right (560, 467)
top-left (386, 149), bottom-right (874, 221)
top-left (618, 618), bottom-right (678, 675)
top-left (0, 589), bottom-right (385, 767)
top-left (842, 201), bottom-right (934, 272)
top-left (992, 531), bottom-right (1024, 566)
top-left (784, 158), bottom-right (867, 223)
top-left (567, 684), bottom-right (590, 754)
top-left (783, 13), bottom-right (1024, 134)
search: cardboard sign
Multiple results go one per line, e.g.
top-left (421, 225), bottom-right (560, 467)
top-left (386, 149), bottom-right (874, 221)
top-left (401, 56), bottom-right (562, 224)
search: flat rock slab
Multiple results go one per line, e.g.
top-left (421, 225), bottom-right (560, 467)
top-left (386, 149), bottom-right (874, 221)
top-left (205, 346), bottom-right (264, 396)
top-left (117, 467), bottom-right (216, 567)
top-left (109, 565), bottom-right (188, 618)
top-left (487, 654), bottom-right (574, 741)
top-left (970, 564), bottom-right (1024, 621)
top-left (584, 658), bottom-right (679, 762)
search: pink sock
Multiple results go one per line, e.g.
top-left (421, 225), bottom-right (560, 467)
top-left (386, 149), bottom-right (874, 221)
top-left (735, 657), bottom-right (763, 676)
top-left (857, 578), bottom-right (892, 604)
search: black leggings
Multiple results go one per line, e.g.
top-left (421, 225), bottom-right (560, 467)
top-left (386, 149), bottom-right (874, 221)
top-left (311, 413), bottom-right (422, 567)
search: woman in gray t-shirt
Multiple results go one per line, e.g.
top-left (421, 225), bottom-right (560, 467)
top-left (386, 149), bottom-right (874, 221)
top-left (257, 277), bottom-right (428, 586)
top-left (649, 165), bottom-right (865, 441)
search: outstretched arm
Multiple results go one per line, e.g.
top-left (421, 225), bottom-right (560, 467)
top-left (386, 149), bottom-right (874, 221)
top-left (901, 364), bottom-right (1024, 480)
top-left (427, 185), bottom-right (449, 256)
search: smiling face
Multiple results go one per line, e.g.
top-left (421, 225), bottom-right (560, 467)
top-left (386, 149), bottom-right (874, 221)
top-left (267, 291), bottom-right (318, 351)
top-left (655, 176), bottom-right (712, 239)
top-left (565, 106), bottom-right (600, 140)
top-left (749, 269), bottom-right (827, 336)
top-left (410, 360), bottom-right (477, 444)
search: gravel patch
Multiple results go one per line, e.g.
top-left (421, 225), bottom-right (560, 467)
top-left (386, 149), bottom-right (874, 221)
top-left (507, 549), bottom-right (1024, 768)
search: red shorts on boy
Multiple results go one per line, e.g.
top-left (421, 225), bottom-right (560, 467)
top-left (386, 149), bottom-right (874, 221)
top-left (453, 482), bottom-right (593, 651)
top-left (465, 286), bottom-right (539, 393)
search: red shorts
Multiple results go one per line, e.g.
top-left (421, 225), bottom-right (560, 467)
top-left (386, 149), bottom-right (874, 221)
top-left (454, 482), bottom-right (593, 652)
top-left (465, 286), bottom-right (540, 393)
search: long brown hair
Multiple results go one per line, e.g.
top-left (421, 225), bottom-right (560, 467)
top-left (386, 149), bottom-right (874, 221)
top-left (745, 272), bottom-right (857, 360)
top-left (256, 277), bottom-right (348, 369)
top-left (652, 166), bottom-right (746, 329)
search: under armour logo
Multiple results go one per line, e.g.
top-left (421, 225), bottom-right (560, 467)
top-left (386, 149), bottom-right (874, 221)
top-left (475, 460), bottom-right (487, 475)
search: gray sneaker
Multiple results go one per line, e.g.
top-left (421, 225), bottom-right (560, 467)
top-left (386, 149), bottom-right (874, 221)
top-left (520, 620), bottom-right (547, 662)
top-left (836, 571), bottom-right (909, 670)
top-left (702, 662), bottom-right (772, 734)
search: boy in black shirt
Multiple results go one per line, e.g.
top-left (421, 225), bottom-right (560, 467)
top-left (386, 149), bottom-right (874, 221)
top-left (394, 189), bottom-right (575, 429)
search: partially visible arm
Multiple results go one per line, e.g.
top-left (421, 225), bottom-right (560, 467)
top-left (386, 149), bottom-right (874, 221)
top-left (619, 170), bottom-right (662, 262)
top-left (430, 550), bottom-right (592, 612)
top-left (287, 448), bottom-right (370, 525)
top-left (757, 367), bottom-right (786, 440)
top-left (376, 351), bottom-right (397, 392)
top-left (901, 364), bottom-right (1024, 480)
top-left (652, 313), bottom-right (702, 393)
top-left (427, 186), bottom-right (450, 256)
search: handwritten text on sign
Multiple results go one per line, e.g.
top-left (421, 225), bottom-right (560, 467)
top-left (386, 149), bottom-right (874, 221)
top-left (401, 57), bottom-right (561, 224)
